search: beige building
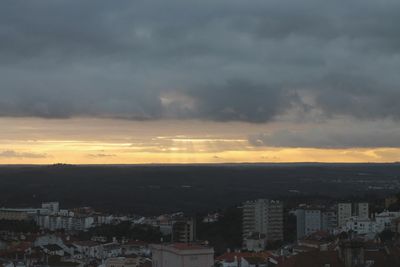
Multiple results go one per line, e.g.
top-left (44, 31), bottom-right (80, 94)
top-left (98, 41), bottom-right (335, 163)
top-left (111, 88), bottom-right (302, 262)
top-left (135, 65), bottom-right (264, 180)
top-left (385, 196), bottom-right (398, 209)
top-left (151, 243), bottom-right (214, 267)
top-left (0, 209), bottom-right (32, 221)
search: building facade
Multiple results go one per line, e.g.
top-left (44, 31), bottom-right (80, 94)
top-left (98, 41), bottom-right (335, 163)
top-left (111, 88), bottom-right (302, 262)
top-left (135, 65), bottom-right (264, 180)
top-left (338, 202), bottom-right (369, 227)
top-left (151, 243), bottom-right (214, 267)
top-left (172, 217), bottom-right (196, 243)
top-left (41, 202), bottom-right (60, 214)
top-left (296, 208), bottom-right (321, 240)
top-left (242, 199), bottom-right (283, 243)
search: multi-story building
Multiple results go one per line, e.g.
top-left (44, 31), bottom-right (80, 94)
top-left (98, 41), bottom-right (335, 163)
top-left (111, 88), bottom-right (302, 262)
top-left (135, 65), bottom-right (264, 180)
top-left (296, 208), bottom-right (321, 240)
top-left (41, 202), bottom-right (60, 214)
top-left (242, 199), bottom-right (283, 243)
top-left (337, 210), bottom-right (400, 235)
top-left (151, 243), bottom-right (214, 267)
top-left (342, 217), bottom-right (375, 235)
top-left (172, 217), bottom-right (196, 243)
top-left (296, 206), bottom-right (338, 240)
top-left (36, 214), bottom-right (94, 231)
top-left (375, 211), bottom-right (400, 232)
top-left (338, 203), bottom-right (352, 227)
top-left (355, 203), bottom-right (369, 219)
top-left (0, 209), bottom-right (31, 221)
top-left (338, 202), bottom-right (369, 226)
top-left (0, 208), bottom-right (47, 221)
top-left (322, 210), bottom-right (338, 231)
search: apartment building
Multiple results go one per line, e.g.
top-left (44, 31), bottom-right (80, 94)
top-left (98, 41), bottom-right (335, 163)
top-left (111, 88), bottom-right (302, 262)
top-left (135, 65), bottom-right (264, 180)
top-left (242, 199), bottom-right (283, 243)
top-left (338, 202), bottom-right (369, 226)
top-left (172, 217), bottom-right (196, 243)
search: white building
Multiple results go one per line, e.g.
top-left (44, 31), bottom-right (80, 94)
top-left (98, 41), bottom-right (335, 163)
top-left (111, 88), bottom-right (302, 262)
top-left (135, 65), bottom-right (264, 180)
top-left (95, 214), bottom-right (114, 225)
top-left (151, 243), bottom-right (214, 267)
top-left (36, 214), bottom-right (94, 231)
top-left (121, 241), bottom-right (150, 257)
top-left (338, 203), bottom-right (352, 227)
top-left (339, 211), bottom-right (400, 236)
top-left (42, 202), bottom-right (60, 214)
top-left (73, 241), bottom-right (104, 259)
top-left (296, 206), bottom-right (338, 239)
top-left (102, 242), bottom-right (122, 258)
top-left (296, 208), bottom-right (322, 239)
top-left (296, 208), bottom-right (322, 240)
top-left (338, 202), bottom-right (369, 226)
top-left (243, 233), bottom-right (267, 252)
top-left (242, 199), bottom-right (283, 242)
top-left (356, 203), bottom-right (369, 219)
top-left (342, 217), bottom-right (376, 235)
top-left (322, 211), bottom-right (338, 231)
top-left (374, 210), bottom-right (400, 232)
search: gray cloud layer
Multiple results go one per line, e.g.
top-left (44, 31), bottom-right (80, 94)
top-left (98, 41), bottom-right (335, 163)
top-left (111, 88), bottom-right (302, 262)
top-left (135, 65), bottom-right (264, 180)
top-left (249, 120), bottom-right (400, 148)
top-left (0, 150), bottom-right (47, 158)
top-left (0, 0), bottom-right (400, 122)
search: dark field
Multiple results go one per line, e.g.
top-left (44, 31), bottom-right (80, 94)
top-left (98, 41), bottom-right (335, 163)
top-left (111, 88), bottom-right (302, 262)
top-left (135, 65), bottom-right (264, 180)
top-left (1, 163), bottom-right (400, 215)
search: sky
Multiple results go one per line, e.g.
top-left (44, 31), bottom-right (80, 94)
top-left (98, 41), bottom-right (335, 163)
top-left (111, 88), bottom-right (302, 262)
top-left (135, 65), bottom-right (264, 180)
top-left (1, 0), bottom-right (400, 164)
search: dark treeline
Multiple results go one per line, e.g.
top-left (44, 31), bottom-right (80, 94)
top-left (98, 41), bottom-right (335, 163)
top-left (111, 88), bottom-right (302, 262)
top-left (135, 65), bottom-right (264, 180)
top-left (78, 222), bottom-right (164, 243)
top-left (0, 164), bottom-right (399, 215)
top-left (0, 219), bottom-right (39, 233)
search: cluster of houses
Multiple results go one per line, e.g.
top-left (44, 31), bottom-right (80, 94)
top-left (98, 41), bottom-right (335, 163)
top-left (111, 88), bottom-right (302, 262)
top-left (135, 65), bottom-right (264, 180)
top-left (0, 232), bottom-right (151, 267)
top-left (2, 196), bottom-right (400, 266)
top-left (0, 202), bottom-right (142, 233)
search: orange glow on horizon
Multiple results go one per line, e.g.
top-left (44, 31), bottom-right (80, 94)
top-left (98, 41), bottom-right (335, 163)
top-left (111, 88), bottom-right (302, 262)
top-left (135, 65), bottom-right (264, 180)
top-left (1, 117), bottom-right (399, 164)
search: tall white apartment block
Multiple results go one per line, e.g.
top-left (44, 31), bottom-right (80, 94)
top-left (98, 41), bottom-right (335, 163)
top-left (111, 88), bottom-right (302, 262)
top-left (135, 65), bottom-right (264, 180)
top-left (356, 203), bottom-right (369, 219)
top-left (242, 199), bottom-right (283, 242)
top-left (338, 202), bottom-right (369, 226)
top-left (338, 203), bottom-right (352, 227)
top-left (296, 206), bottom-right (338, 240)
top-left (296, 208), bottom-right (321, 240)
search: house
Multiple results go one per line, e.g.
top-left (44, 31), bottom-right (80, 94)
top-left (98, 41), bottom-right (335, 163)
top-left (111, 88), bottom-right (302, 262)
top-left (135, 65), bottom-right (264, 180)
top-left (42, 244), bottom-right (65, 256)
top-left (73, 241), bottom-right (103, 259)
top-left (122, 241), bottom-right (149, 256)
top-left (102, 243), bottom-right (122, 258)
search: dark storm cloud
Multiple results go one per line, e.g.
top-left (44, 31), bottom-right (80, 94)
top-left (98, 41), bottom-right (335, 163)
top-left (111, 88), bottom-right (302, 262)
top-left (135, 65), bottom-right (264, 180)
top-left (183, 80), bottom-right (302, 123)
top-left (249, 120), bottom-right (400, 148)
top-left (0, 0), bottom-right (400, 122)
